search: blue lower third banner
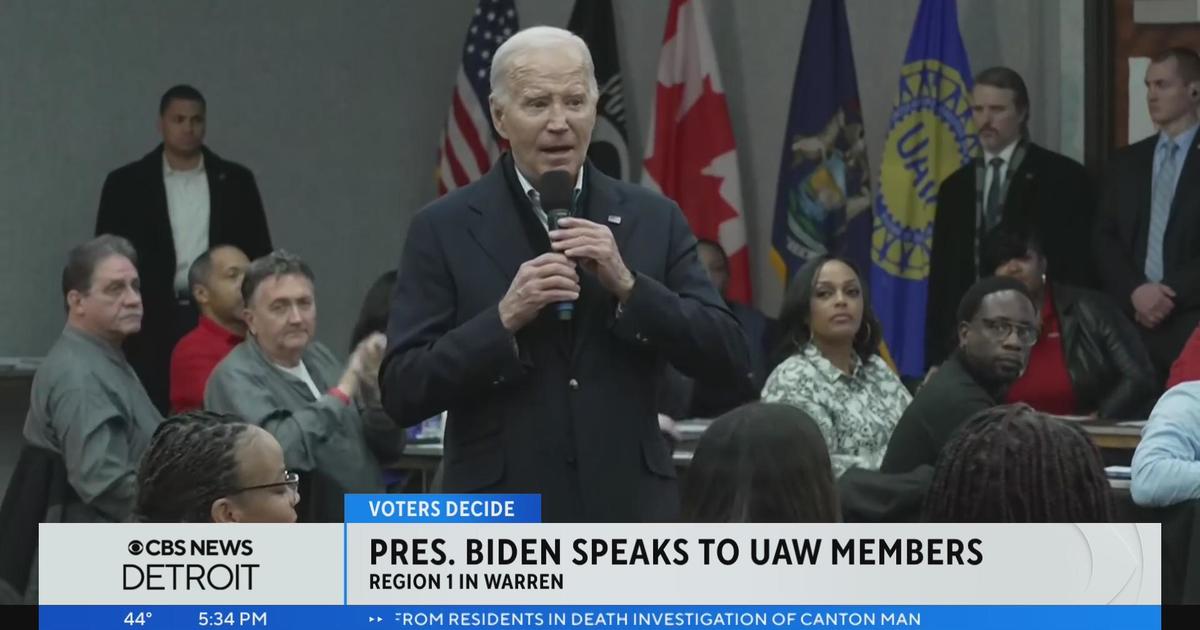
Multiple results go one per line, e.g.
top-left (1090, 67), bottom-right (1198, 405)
top-left (39, 605), bottom-right (1159, 629)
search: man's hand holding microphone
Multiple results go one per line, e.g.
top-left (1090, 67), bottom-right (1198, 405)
top-left (498, 169), bottom-right (633, 333)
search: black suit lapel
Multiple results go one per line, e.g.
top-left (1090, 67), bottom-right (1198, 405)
top-left (1168, 134), bottom-right (1200, 235)
top-left (143, 146), bottom-right (177, 276)
top-left (204, 147), bottom-right (228, 244)
top-left (569, 165), bottom-right (635, 363)
top-left (1004, 162), bottom-right (1037, 223)
top-left (1130, 138), bottom-right (1157, 264)
top-left (466, 156), bottom-right (544, 283)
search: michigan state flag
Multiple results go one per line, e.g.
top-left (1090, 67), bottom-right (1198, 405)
top-left (568, 0), bottom-right (630, 180)
top-left (770, 0), bottom-right (871, 285)
top-left (869, 0), bottom-right (979, 376)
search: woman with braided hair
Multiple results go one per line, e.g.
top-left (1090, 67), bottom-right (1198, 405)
top-left (135, 410), bottom-right (297, 523)
top-left (924, 404), bottom-right (1114, 522)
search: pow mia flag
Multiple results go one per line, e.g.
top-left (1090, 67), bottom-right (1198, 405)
top-left (568, 0), bottom-right (630, 180)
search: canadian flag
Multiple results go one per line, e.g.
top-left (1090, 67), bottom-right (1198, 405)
top-left (642, 0), bottom-right (752, 304)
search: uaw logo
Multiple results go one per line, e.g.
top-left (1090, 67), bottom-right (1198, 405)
top-left (872, 59), bottom-right (978, 280)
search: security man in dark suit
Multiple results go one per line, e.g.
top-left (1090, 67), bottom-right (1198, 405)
top-left (380, 27), bottom-right (752, 522)
top-left (1096, 47), bottom-right (1200, 377)
top-left (96, 85), bottom-right (272, 413)
top-left (925, 67), bottom-right (1096, 369)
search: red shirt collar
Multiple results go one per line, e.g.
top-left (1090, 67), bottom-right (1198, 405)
top-left (198, 315), bottom-right (245, 345)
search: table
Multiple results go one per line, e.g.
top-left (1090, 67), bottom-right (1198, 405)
top-left (1076, 419), bottom-right (1143, 451)
top-left (389, 414), bottom-right (1143, 494)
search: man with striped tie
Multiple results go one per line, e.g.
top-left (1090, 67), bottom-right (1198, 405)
top-left (1096, 47), bottom-right (1200, 378)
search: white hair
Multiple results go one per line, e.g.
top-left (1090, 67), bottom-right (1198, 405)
top-left (489, 26), bottom-right (599, 108)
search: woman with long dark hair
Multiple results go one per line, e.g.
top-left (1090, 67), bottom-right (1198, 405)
top-left (681, 403), bottom-right (839, 522)
top-left (762, 256), bottom-right (909, 476)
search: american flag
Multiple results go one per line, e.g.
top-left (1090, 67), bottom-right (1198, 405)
top-left (436, 0), bottom-right (519, 196)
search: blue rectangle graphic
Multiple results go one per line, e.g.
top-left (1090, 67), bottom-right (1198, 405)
top-left (344, 494), bottom-right (542, 523)
top-left (39, 605), bottom-right (1160, 630)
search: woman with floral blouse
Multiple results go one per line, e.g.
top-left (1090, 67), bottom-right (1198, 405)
top-left (762, 256), bottom-right (910, 477)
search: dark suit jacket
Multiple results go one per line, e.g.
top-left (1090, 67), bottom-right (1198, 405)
top-left (95, 145), bottom-right (272, 412)
top-left (1095, 133), bottom-right (1200, 371)
top-left (925, 142), bottom-right (1096, 368)
top-left (380, 155), bottom-right (753, 522)
top-left (658, 300), bottom-right (771, 420)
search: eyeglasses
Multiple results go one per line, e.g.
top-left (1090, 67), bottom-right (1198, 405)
top-left (231, 470), bottom-right (300, 495)
top-left (978, 317), bottom-right (1039, 345)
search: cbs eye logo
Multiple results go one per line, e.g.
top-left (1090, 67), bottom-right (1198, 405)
top-left (126, 539), bottom-right (187, 556)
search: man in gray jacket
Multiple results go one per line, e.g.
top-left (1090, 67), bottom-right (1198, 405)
top-left (24, 235), bottom-right (163, 523)
top-left (205, 250), bottom-right (403, 521)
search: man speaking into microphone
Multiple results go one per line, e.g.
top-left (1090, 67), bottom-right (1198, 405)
top-left (380, 26), bottom-right (752, 522)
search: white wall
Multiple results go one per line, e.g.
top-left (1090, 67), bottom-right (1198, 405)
top-left (0, 0), bottom-right (1084, 357)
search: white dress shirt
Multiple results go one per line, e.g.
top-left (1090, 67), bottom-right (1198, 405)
top-left (163, 155), bottom-right (211, 293)
top-left (982, 139), bottom-right (1019, 198)
top-left (273, 360), bottom-right (323, 400)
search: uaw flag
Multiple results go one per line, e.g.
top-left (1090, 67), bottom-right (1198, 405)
top-left (869, 0), bottom-right (978, 377)
top-left (769, 0), bottom-right (871, 284)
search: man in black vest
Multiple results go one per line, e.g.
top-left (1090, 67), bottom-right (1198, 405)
top-left (925, 67), bottom-right (1095, 370)
top-left (96, 85), bottom-right (272, 412)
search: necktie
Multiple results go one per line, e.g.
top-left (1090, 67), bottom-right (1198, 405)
top-left (1146, 142), bottom-right (1180, 282)
top-left (527, 188), bottom-right (548, 229)
top-left (984, 157), bottom-right (1005, 229)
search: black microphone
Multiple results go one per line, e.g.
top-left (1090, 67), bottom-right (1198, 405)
top-left (538, 169), bottom-right (575, 321)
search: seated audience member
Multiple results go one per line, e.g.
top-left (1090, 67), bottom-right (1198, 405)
top-left (1166, 324), bottom-right (1200, 389)
top-left (762, 256), bottom-right (910, 477)
top-left (881, 276), bottom-right (1037, 473)
top-left (135, 411), bottom-right (297, 523)
top-left (696, 239), bottom-right (774, 387)
top-left (924, 404), bottom-right (1114, 522)
top-left (350, 271), bottom-right (442, 439)
top-left (681, 403), bottom-right (839, 522)
top-left (169, 245), bottom-right (251, 413)
top-left (1130, 381), bottom-right (1200, 507)
top-left (982, 224), bottom-right (1157, 417)
top-left (657, 240), bottom-right (771, 420)
top-left (349, 270), bottom-right (397, 351)
top-left (204, 250), bottom-right (404, 520)
top-left (23, 235), bottom-right (163, 522)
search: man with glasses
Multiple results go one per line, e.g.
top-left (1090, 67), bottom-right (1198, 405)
top-left (24, 235), bottom-right (164, 522)
top-left (881, 276), bottom-right (1038, 473)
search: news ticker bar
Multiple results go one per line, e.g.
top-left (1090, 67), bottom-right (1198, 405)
top-left (38, 605), bottom-right (1161, 630)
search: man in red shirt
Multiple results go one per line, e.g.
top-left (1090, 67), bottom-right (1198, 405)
top-left (169, 245), bottom-right (250, 412)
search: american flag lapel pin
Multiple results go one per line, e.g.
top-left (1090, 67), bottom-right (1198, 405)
top-left (607, 215), bottom-right (622, 225)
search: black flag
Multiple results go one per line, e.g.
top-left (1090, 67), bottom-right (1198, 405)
top-left (568, 0), bottom-right (630, 180)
